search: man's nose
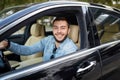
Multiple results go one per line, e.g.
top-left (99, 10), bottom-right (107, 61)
top-left (57, 28), bottom-right (61, 33)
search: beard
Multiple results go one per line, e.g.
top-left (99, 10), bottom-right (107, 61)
top-left (54, 35), bottom-right (68, 43)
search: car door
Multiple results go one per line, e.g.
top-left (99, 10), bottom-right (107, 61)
top-left (0, 48), bottom-right (102, 80)
top-left (89, 6), bottom-right (120, 80)
top-left (1, 41), bottom-right (120, 80)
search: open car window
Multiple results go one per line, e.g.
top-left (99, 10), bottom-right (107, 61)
top-left (1, 5), bottom-right (83, 75)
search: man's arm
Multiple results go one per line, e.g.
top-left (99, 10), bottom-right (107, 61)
top-left (0, 40), bottom-right (44, 56)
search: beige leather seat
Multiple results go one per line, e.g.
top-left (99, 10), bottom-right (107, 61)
top-left (68, 25), bottom-right (80, 48)
top-left (10, 23), bottom-right (45, 68)
top-left (101, 24), bottom-right (119, 43)
top-left (21, 23), bottom-right (45, 61)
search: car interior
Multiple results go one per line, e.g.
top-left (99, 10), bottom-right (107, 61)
top-left (2, 14), bottom-right (81, 70)
top-left (97, 19), bottom-right (120, 44)
top-left (8, 23), bottom-right (45, 68)
top-left (0, 7), bottom-right (83, 71)
top-left (93, 8), bottom-right (120, 44)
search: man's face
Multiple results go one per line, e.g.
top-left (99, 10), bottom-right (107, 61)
top-left (53, 20), bottom-right (70, 43)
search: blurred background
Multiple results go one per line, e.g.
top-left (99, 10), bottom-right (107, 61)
top-left (0, 0), bottom-right (120, 11)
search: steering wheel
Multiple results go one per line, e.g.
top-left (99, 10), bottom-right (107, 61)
top-left (0, 49), bottom-right (12, 74)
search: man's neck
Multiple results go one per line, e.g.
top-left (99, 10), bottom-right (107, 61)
top-left (55, 42), bottom-right (60, 48)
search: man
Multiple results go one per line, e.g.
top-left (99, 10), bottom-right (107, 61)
top-left (0, 17), bottom-right (78, 61)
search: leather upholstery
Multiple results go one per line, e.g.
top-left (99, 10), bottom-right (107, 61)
top-left (68, 25), bottom-right (80, 48)
top-left (21, 23), bottom-right (45, 61)
top-left (101, 24), bottom-right (119, 43)
top-left (9, 23), bottom-right (45, 68)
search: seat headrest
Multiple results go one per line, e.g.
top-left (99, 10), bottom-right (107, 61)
top-left (68, 25), bottom-right (79, 43)
top-left (30, 23), bottom-right (45, 37)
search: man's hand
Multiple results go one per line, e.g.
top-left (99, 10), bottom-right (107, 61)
top-left (0, 40), bottom-right (9, 49)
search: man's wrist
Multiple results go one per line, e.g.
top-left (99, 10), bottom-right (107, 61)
top-left (5, 39), bottom-right (10, 49)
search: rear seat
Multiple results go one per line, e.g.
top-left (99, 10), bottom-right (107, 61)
top-left (101, 24), bottom-right (119, 43)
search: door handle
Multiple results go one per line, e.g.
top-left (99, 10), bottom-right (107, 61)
top-left (77, 61), bottom-right (96, 73)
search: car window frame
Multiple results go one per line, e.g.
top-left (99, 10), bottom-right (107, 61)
top-left (0, 4), bottom-right (88, 75)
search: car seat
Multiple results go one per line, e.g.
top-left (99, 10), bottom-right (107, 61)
top-left (9, 23), bottom-right (45, 68)
top-left (100, 24), bottom-right (119, 43)
top-left (21, 23), bottom-right (45, 61)
top-left (68, 25), bottom-right (80, 48)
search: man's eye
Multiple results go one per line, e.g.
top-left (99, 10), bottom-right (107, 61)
top-left (61, 27), bottom-right (65, 29)
top-left (61, 27), bottom-right (66, 29)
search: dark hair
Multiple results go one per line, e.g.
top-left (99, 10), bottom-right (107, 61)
top-left (52, 17), bottom-right (70, 28)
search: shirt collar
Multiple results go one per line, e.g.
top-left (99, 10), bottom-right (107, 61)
top-left (52, 36), bottom-right (69, 49)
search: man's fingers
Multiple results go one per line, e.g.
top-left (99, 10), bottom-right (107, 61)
top-left (0, 41), bottom-right (8, 49)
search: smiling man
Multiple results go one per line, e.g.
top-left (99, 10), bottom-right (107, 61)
top-left (0, 17), bottom-right (78, 61)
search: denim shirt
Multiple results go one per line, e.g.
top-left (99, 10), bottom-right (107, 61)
top-left (9, 35), bottom-right (78, 61)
